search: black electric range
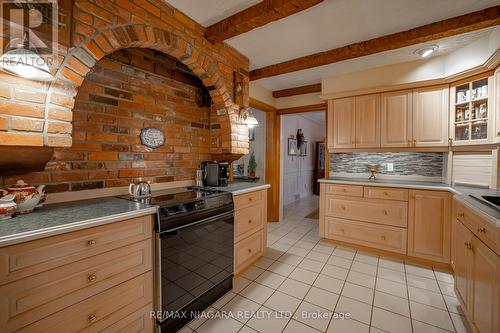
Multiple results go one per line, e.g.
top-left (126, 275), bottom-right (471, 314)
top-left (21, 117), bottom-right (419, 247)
top-left (121, 186), bottom-right (234, 332)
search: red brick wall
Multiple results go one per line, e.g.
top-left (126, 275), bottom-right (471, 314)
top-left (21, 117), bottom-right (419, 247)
top-left (0, 52), bottom-right (212, 192)
top-left (0, 0), bottom-right (249, 156)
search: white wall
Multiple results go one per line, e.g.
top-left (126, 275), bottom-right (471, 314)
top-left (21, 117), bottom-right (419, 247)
top-left (235, 108), bottom-right (266, 181)
top-left (280, 112), bottom-right (325, 206)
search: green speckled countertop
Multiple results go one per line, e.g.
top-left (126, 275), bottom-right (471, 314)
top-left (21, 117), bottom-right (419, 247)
top-left (0, 197), bottom-right (157, 247)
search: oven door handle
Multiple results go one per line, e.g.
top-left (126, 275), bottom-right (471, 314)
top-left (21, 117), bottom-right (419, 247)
top-left (158, 210), bottom-right (234, 237)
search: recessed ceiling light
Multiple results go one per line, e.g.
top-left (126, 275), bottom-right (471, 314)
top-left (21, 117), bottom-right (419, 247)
top-left (415, 45), bottom-right (439, 58)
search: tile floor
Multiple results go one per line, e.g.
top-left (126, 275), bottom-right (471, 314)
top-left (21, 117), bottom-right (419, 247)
top-left (183, 196), bottom-right (471, 333)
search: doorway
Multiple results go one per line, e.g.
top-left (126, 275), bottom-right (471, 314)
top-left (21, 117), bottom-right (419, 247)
top-left (279, 111), bottom-right (326, 221)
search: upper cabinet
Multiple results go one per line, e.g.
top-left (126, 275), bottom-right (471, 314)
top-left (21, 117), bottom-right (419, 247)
top-left (450, 76), bottom-right (494, 145)
top-left (331, 97), bottom-right (356, 149)
top-left (381, 90), bottom-right (412, 148)
top-left (329, 86), bottom-right (449, 150)
top-left (355, 94), bottom-right (381, 148)
top-left (495, 68), bottom-right (500, 143)
top-left (412, 85), bottom-right (449, 147)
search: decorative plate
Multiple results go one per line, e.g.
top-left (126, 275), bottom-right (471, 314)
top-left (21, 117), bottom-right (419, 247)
top-left (140, 127), bottom-right (165, 149)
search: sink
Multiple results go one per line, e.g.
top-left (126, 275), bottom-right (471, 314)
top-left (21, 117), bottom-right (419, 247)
top-left (469, 194), bottom-right (500, 211)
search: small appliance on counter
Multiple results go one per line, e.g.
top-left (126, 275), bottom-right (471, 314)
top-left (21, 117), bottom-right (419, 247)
top-left (200, 161), bottom-right (229, 187)
top-left (127, 179), bottom-right (151, 201)
top-left (2, 180), bottom-right (46, 215)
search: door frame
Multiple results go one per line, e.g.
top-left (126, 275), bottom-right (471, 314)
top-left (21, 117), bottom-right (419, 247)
top-left (250, 98), bottom-right (328, 222)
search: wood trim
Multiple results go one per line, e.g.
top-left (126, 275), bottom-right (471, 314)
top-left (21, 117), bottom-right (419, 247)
top-left (266, 111), bottom-right (280, 222)
top-left (277, 102), bottom-right (327, 115)
top-left (273, 83), bottom-right (321, 98)
top-left (331, 147), bottom-right (450, 153)
top-left (451, 144), bottom-right (500, 152)
top-left (449, 70), bottom-right (495, 87)
top-left (205, 0), bottom-right (324, 43)
top-left (249, 97), bottom-right (276, 113)
top-left (250, 5), bottom-right (500, 80)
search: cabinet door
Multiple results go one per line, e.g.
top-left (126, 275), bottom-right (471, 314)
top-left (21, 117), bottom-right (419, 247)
top-left (381, 90), bottom-right (412, 147)
top-left (451, 218), bottom-right (472, 312)
top-left (495, 67), bottom-right (500, 142)
top-left (408, 190), bottom-right (451, 263)
top-left (333, 97), bottom-right (356, 148)
top-left (355, 94), bottom-right (380, 148)
top-left (470, 237), bottom-right (499, 333)
top-left (412, 86), bottom-right (449, 147)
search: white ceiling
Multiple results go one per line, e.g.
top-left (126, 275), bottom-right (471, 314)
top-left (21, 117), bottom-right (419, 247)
top-left (164, 0), bottom-right (500, 91)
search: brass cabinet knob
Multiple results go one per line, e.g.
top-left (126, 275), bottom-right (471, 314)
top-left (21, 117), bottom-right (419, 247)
top-left (248, 219), bottom-right (252, 224)
top-left (382, 191), bottom-right (389, 196)
top-left (407, 140), bottom-right (411, 145)
top-left (412, 139), bottom-right (417, 146)
top-left (340, 228), bottom-right (345, 233)
top-left (382, 210), bottom-right (388, 215)
top-left (458, 212), bottom-right (465, 218)
top-left (464, 242), bottom-right (472, 250)
top-left (247, 248), bottom-right (252, 253)
top-left (88, 274), bottom-right (97, 282)
top-left (342, 188), bottom-right (347, 192)
top-left (477, 227), bottom-right (486, 234)
top-left (381, 235), bottom-right (386, 241)
top-left (87, 240), bottom-right (96, 246)
top-left (340, 205), bottom-right (346, 210)
top-left (88, 314), bottom-right (97, 324)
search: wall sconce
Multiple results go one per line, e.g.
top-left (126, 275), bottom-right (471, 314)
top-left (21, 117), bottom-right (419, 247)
top-left (0, 48), bottom-right (55, 81)
top-left (239, 107), bottom-right (259, 128)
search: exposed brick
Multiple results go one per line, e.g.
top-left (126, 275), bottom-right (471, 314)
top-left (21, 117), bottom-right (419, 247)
top-left (119, 169), bottom-right (144, 178)
top-left (0, 132), bottom-right (43, 146)
top-left (88, 151), bottom-right (118, 160)
top-left (14, 90), bottom-right (47, 103)
top-left (48, 108), bottom-right (73, 122)
top-left (47, 121), bottom-right (72, 134)
top-left (0, 118), bottom-right (7, 130)
top-left (71, 181), bottom-right (104, 191)
top-left (44, 183), bottom-right (70, 193)
top-left (10, 118), bottom-right (44, 132)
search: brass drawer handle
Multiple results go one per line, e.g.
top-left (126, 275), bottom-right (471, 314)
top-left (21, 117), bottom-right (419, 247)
top-left (88, 314), bottom-right (97, 324)
top-left (382, 210), bottom-right (388, 215)
top-left (477, 227), bottom-right (486, 234)
top-left (88, 274), bottom-right (97, 282)
top-left (464, 242), bottom-right (472, 250)
top-left (248, 197), bottom-right (253, 202)
top-left (342, 188), bottom-right (347, 192)
top-left (247, 248), bottom-right (252, 253)
top-left (340, 205), bottom-right (346, 210)
top-left (458, 213), bottom-right (465, 218)
top-left (248, 219), bottom-right (252, 224)
top-left (381, 235), bottom-right (386, 241)
top-left (382, 191), bottom-right (389, 196)
top-left (340, 228), bottom-right (345, 233)
top-left (87, 240), bottom-right (96, 246)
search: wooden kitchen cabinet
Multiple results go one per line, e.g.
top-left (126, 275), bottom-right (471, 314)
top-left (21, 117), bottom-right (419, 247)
top-left (355, 94), bottom-right (380, 148)
top-left (412, 85), bottom-right (449, 147)
top-left (234, 189), bottom-right (267, 274)
top-left (380, 90), bottom-right (412, 147)
top-left (495, 67), bottom-right (500, 143)
top-left (332, 97), bottom-right (356, 148)
top-left (408, 190), bottom-right (451, 263)
top-left (451, 200), bottom-right (500, 333)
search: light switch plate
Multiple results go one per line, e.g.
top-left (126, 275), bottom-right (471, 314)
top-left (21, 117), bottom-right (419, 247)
top-left (387, 163), bottom-right (394, 172)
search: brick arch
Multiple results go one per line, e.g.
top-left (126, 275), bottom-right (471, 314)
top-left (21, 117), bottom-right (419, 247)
top-left (48, 23), bottom-right (243, 155)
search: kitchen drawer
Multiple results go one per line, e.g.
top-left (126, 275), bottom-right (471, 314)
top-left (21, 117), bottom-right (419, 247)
top-left (15, 272), bottom-right (152, 333)
top-left (326, 197), bottom-right (408, 227)
top-left (100, 303), bottom-right (153, 333)
top-left (0, 239), bottom-right (152, 332)
top-left (454, 200), bottom-right (498, 255)
top-left (325, 217), bottom-right (407, 254)
top-left (235, 229), bottom-right (265, 274)
top-left (325, 184), bottom-right (363, 197)
top-left (0, 215), bottom-right (153, 285)
top-left (364, 187), bottom-right (409, 201)
top-left (234, 190), bottom-right (264, 210)
top-left (235, 203), bottom-right (265, 242)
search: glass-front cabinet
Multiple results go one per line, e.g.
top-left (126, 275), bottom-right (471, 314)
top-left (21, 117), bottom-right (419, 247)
top-left (450, 76), bottom-right (493, 145)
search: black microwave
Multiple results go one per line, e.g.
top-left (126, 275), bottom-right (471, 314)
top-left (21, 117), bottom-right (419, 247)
top-left (201, 161), bottom-right (229, 187)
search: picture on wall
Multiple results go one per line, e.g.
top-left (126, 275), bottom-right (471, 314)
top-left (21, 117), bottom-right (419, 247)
top-left (300, 141), bottom-right (308, 156)
top-left (288, 138), bottom-right (298, 156)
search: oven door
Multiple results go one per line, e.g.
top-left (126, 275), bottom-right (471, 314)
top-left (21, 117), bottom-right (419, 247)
top-left (156, 211), bottom-right (234, 328)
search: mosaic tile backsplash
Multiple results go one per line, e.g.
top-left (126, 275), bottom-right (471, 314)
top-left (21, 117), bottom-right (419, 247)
top-left (330, 152), bottom-right (444, 178)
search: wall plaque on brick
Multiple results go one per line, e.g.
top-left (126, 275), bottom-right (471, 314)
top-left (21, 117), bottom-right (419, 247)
top-left (140, 127), bottom-right (165, 149)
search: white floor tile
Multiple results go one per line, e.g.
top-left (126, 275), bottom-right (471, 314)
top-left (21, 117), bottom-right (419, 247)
top-left (239, 282), bottom-right (275, 304)
top-left (341, 282), bottom-right (374, 305)
top-left (354, 252), bottom-right (379, 266)
top-left (434, 270), bottom-right (454, 284)
top-left (246, 306), bottom-right (291, 333)
top-left (378, 257), bottom-right (405, 272)
top-left (350, 261), bottom-right (377, 276)
top-left (405, 263), bottom-right (435, 279)
top-left (212, 291), bottom-right (237, 309)
top-left (450, 312), bottom-right (472, 333)
top-left (283, 319), bottom-right (321, 333)
top-left (305, 250), bottom-right (331, 263)
top-left (299, 258), bottom-right (326, 273)
top-left (289, 267), bottom-right (319, 285)
top-left (277, 253), bottom-right (304, 266)
top-left (237, 325), bottom-right (260, 333)
top-left (377, 266), bottom-right (406, 284)
top-left (313, 274), bottom-right (344, 294)
top-left (346, 270), bottom-right (376, 289)
top-left (327, 255), bottom-right (353, 269)
top-left (267, 261), bottom-right (295, 277)
top-left (332, 247), bottom-right (356, 260)
top-left (376, 277), bottom-right (408, 299)
top-left (253, 257), bottom-right (275, 270)
top-left (407, 274), bottom-right (441, 293)
top-left (321, 264), bottom-right (349, 281)
top-left (278, 278), bottom-right (311, 299)
top-left (327, 318), bottom-right (369, 333)
top-left (294, 301), bottom-right (332, 331)
top-left (187, 307), bottom-right (216, 329)
top-left (413, 320), bottom-right (453, 333)
top-left (255, 271), bottom-right (287, 289)
top-left (232, 277), bottom-right (252, 293)
top-left (373, 291), bottom-right (410, 317)
top-left (438, 280), bottom-right (456, 297)
top-left (287, 246), bottom-right (310, 257)
top-left (263, 248), bottom-right (285, 260)
top-left (221, 295), bottom-right (260, 324)
top-left (410, 301), bottom-right (455, 331)
top-left (304, 286), bottom-right (340, 310)
top-left (443, 294), bottom-right (464, 315)
top-left (312, 244), bottom-right (335, 255)
top-left (197, 316), bottom-right (243, 333)
top-left (408, 286), bottom-right (447, 310)
top-left (334, 296), bottom-right (372, 324)
top-left (371, 307), bottom-right (412, 333)
top-left (241, 266), bottom-right (265, 280)
top-left (264, 290), bottom-right (302, 313)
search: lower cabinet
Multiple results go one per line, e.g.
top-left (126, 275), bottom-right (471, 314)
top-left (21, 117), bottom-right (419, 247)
top-left (0, 215), bottom-right (155, 333)
top-left (234, 189), bottom-right (267, 274)
top-left (407, 190), bottom-right (451, 263)
top-left (451, 202), bottom-right (499, 333)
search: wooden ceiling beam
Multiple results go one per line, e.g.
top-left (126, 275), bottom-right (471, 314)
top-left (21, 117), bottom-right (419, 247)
top-left (250, 5), bottom-right (500, 80)
top-left (273, 83), bottom-right (321, 98)
top-left (205, 0), bottom-right (324, 43)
